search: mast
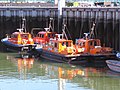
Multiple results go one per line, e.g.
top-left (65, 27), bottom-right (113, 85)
top-left (22, 16), bottom-right (26, 33)
top-left (62, 21), bottom-right (68, 40)
top-left (48, 18), bottom-right (54, 32)
top-left (89, 23), bottom-right (96, 39)
top-left (17, 16), bottom-right (26, 33)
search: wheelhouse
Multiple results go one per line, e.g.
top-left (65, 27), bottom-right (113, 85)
top-left (8, 32), bottom-right (34, 45)
top-left (75, 38), bottom-right (101, 53)
top-left (75, 37), bottom-right (113, 54)
top-left (76, 39), bottom-right (101, 47)
top-left (33, 31), bottom-right (57, 44)
top-left (44, 39), bottom-right (74, 54)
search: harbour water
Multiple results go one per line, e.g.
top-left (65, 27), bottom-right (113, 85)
top-left (0, 52), bottom-right (120, 90)
top-left (0, 6), bottom-right (120, 89)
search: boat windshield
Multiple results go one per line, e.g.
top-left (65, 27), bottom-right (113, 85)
top-left (62, 41), bottom-right (72, 47)
top-left (78, 42), bottom-right (85, 47)
top-left (11, 34), bottom-right (18, 38)
top-left (21, 34), bottom-right (29, 39)
top-left (89, 40), bottom-right (99, 46)
top-left (48, 33), bottom-right (55, 38)
top-left (38, 34), bottom-right (44, 38)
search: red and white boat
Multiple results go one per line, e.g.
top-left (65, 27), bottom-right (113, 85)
top-left (29, 18), bottom-right (58, 56)
top-left (31, 18), bottom-right (57, 48)
top-left (1, 17), bottom-right (36, 52)
top-left (32, 28), bottom-right (57, 46)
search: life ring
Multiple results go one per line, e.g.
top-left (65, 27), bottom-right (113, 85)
top-left (72, 48), bottom-right (76, 54)
top-left (81, 48), bottom-right (85, 52)
top-left (22, 39), bottom-right (27, 45)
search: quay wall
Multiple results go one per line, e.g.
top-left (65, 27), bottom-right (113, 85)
top-left (0, 7), bottom-right (120, 51)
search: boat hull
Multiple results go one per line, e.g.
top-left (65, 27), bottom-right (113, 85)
top-left (1, 38), bottom-right (36, 52)
top-left (28, 47), bottom-right (43, 58)
top-left (40, 49), bottom-right (80, 63)
top-left (106, 60), bottom-right (120, 73)
top-left (77, 53), bottom-right (116, 59)
top-left (34, 48), bottom-right (116, 66)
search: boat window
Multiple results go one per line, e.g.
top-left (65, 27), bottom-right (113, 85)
top-left (89, 41), bottom-right (93, 46)
top-left (49, 41), bottom-right (54, 46)
top-left (66, 42), bottom-right (69, 47)
top-left (39, 34), bottom-right (44, 38)
top-left (89, 41), bottom-right (98, 46)
top-left (80, 43), bottom-right (82, 46)
top-left (68, 42), bottom-right (72, 47)
top-left (37, 34), bottom-right (39, 37)
top-left (11, 34), bottom-right (18, 38)
top-left (76, 41), bottom-right (79, 45)
top-left (49, 41), bottom-right (52, 45)
top-left (52, 34), bottom-right (55, 38)
top-left (62, 42), bottom-right (65, 46)
top-left (55, 43), bottom-right (57, 48)
top-left (94, 41), bottom-right (97, 46)
top-left (48, 34), bottom-right (51, 38)
top-left (79, 42), bottom-right (85, 47)
top-left (62, 42), bottom-right (68, 46)
top-left (21, 34), bottom-right (29, 38)
top-left (47, 33), bottom-right (55, 38)
top-left (51, 42), bottom-right (54, 47)
top-left (75, 39), bottom-right (78, 44)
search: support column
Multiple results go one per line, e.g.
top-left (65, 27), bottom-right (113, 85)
top-left (58, 0), bottom-right (65, 16)
top-left (55, 0), bottom-right (58, 5)
top-left (58, 0), bottom-right (65, 33)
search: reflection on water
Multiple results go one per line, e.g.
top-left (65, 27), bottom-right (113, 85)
top-left (17, 56), bottom-right (34, 80)
top-left (0, 52), bottom-right (120, 90)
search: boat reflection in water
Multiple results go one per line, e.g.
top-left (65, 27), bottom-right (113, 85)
top-left (105, 69), bottom-right (120, 78)
top-left (6, 54), bottom-right (34, 80)
top-left (5, 54), bottom-right (120, 90)
top-left (38, 61), bottom-right (120, 90)
top-left (17, 55), bottom-right (34, 79)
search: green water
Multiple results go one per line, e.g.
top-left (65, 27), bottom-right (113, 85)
top-left (0, 52), bottom-right (120, 90)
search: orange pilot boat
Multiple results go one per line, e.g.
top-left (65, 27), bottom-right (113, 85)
top-left (1, 17), bottom-right (36, 52)
top-left (38, 22), bottom-right (80, 63)
top-left (40, 33), bottom-right (79, 63)
top-left (73, 23), bottom-right (116, 61)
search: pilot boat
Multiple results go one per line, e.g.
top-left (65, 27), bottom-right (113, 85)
top-left (73, 23), bottom-right (116, 60)
top-left (28, 27), bottom-right (57, 57)
top-left (1, 17), bottom-right (36, 52)
top-left (35, 23), bottom-right (80, 63)
top-left (32, 28), bottom-right (57, 48)
top-left (29, 18), bottom-right (57, 56)
top-left (40, 33), bottom-right (80, 63)
top-left (32, 18), bottom-right (56, 45)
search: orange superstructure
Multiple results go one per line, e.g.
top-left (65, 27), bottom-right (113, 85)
top-left (33, 28), bottom-right (57, 44)
top-left (1, 17), bottom-right (36, 52)
top-left (74, 37), bottom-right (113, 54)
top-left (74, 23), bottom-right (114, 55)
top-left (8, 31), bottom-right (34, 45)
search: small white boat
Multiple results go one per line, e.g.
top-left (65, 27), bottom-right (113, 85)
top-left (106, 60), bottom-right (120, 73)
top-left (116, 52), bottom-right (120, 59)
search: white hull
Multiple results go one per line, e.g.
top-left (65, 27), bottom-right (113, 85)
top-left (106, 60), bottom-right (120, 73)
